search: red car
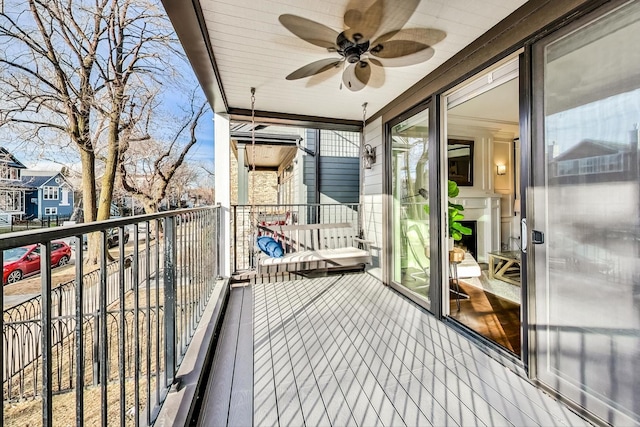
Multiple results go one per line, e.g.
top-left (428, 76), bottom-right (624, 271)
top-left (3, 241), bottom-right (72, 285)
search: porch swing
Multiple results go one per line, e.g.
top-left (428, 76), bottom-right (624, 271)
top-left (247, 90), bottom-right (372, 275)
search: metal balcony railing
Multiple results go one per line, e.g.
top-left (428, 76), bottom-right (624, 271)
top-left (1, 206), bottom-right (222, 426)
top-left (231, 203), bottom-right (361, 273)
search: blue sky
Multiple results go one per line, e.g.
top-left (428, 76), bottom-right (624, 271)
top-left (546, 89), bottom-right (640, 156)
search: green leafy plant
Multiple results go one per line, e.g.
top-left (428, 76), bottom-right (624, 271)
top-left (447, 180), bottom-right (472, 241)
top-left (423, 180), bottom-right (472, 241)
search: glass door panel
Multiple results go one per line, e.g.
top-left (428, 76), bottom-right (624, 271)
top-left (531, 1), bottom-right (640, 424)
top-left (391, 108), bottom-right (432, 310)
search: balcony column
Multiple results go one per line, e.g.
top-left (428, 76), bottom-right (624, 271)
top-left (215, 113), bottom-right (231, 277)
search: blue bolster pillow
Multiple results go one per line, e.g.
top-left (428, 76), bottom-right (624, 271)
top-left (257, 236), bottom-right (284, 258)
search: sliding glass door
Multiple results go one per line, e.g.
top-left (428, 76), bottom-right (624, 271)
top-left (390, 106), bottom-right (434, 310)
top-left (531, 1), bottom-right (640, 424)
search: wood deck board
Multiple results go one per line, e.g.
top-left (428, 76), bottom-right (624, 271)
top-left (253, 283), bottom-right (279, 427)
top-left (198, 287), bottom-right (243, 427)
top-left (350, 277), bottom-right (553, 426)
top-left (227, 286), bottom-right (254, 427)
top-left (327, 274), bottom-right (486, 427)
top-left (202, 273), bottom-right (590, 427)
top-left (345, 275), bottom-right (585, 427)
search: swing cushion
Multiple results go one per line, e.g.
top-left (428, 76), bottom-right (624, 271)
top-left (257, 236), bottom-right (284, 258)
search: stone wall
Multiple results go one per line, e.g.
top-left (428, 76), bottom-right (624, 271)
top-left (229, 151), bottom-right (278, 205)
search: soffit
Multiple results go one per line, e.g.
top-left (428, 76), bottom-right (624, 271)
top-left (168, 0), bottom-right (528, 122)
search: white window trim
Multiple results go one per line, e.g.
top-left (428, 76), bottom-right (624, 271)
top-left (44, 207), bottom-right (58, 215)
top-left (43, 186), bottom-right (59, 200)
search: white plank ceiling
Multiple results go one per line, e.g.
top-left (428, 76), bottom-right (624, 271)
top-left (199, 0), bottom-right (528, 120)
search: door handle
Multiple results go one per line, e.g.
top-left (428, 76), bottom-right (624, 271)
top-left (521, 218), bottom-right (527, 253)
top-left (532, 229), bottom-right (544, 244)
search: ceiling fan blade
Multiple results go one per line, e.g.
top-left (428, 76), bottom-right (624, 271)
top-left (279, 14), bottom-right (339, 49)
top-left (374, 46), bottom-right (435, 67)
top-left (355, 61), bottom-right (372, 85)
top-left (344, 0), bottom-right (383, 43)
top-left (374, 0), bottom-right (420, 39)
top-left (342, 62), bottom-right (370, 91)
top-left (305, 60), bottom-right (344, 87)
top-left (370, 40), bottom-right (430, 59)
top-left (373, 28), bottom-right (446, 46)
top-left (286, 58), bottom-right (343, 80)
top-left (366, 60), bottom-right (385, 88)
top-left (369, 58), bottom-right (383, 67)
top-left (343, 8), bottom-right (363, 29)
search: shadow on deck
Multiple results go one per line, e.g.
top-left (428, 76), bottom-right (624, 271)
top-left (197, 273), bottom-right (588, 426)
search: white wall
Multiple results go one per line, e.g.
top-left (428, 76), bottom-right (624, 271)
top-left (448, 118), bottom-right (520, 250)
top-left (362, 117), bottom-right (384, 280)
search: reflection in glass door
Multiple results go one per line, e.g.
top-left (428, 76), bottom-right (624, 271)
top-left (391, 108), bottom-right (432, 310)
top-left (531, 1), bottom-right (640, 424)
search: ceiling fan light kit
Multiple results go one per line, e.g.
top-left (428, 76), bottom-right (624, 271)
top-left (279, 0), bottom-right (446, 91)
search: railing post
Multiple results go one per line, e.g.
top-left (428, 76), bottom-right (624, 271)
top-left (41, 241), bottom-right (53, 427)
top-left (74, 235), bottom-right (85, 425)
top-left (164, 216), bottom-right (177, 386)
top-left (99, 232), bottom-right (108, 427)
top-left (216, 205), bottom-right (222, 279)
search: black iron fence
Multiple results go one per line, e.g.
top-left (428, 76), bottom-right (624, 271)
top-left (0, 215), bottom-right (72, 234)
top-left (231, 203), bottom-right (360, 272)
top-left (1, 206), bottom-right (221, 426)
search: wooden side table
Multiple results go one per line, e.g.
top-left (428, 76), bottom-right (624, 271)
top-left (488, 251), bottom-right (521, 286)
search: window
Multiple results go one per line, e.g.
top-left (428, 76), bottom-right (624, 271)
top-left (0, 162), bottom-right (9, 180)
top-left (556, 154), bottom-right (624, 177)
top-left (45, 207), bottom-right (57, 215)
top-left (391, 107), bottom-right (432, 311)
top-left (319, 130), bottom-right (360, 157)
top-left (43, 186), bottom-right (59, 200)
top-left (0, 189), bottom-right (24, 211)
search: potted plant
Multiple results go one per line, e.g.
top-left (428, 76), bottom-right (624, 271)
top-left (447, 180), bottom-right (472, 243)
top-left (423, 180), bottom-right (472, 255)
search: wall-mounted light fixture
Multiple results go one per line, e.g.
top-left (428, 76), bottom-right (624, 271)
top-left (496, 164), bottom-right (507, 176)
top-left (363, 144), bottom-right (376, 169)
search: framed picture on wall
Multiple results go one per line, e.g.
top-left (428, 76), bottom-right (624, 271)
top-left (447, 139), bottom-right (474, 186)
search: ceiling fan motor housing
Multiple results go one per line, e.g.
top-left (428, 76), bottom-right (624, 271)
top-left (336, 32), bottom-right (370, 63)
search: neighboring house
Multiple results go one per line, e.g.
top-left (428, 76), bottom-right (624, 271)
top-left (230, 125), bottom-right (361, 208)
top-left (0, 147), bottom-right (30, 223)
top-left (21, 171), bottom-right (74, 219)
top-left (549, 139), bottom-right (635, 184)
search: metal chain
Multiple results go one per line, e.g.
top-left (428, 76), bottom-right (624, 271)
top-left (359, 102), bottom-right (368, 236)
top-left (362, 102), bottom-right (367, 126)
top-left (250, 87), bottom-right (256, 203)
top-left (250, 87), bottom-right (257, 269)
top-left (361, 102), bottom-right (368, 166)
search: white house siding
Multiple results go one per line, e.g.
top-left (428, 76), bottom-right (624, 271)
top-left (362, 117), bottom-right (384, 279)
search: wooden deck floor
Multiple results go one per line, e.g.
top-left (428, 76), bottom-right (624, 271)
top-left (200, 273), bottom-right (589, 427)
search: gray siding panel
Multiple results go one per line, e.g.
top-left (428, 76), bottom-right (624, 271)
top-left (319, 156), bottom-right (360, 204)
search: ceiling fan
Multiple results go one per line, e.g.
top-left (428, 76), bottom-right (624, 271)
top-left (279, 0), bottom-right (446, 91)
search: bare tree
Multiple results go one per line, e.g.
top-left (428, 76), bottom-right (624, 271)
top-left (0, 0), bottom-right (182, 262)
top-left (0, 0), bottom-right (109, 224)
top-left (118, 99), bottom-right (208, 213)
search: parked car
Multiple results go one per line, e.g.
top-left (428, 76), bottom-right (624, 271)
top-left (69, 227), bottom-right (131, 250)
top-left (3, 241), bottom-right (72, 285)
top-left (106, 227), bottom-right (130, 248)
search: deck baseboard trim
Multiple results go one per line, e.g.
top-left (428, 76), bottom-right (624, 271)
top-left (155, 279), bottom-right (230, 427)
